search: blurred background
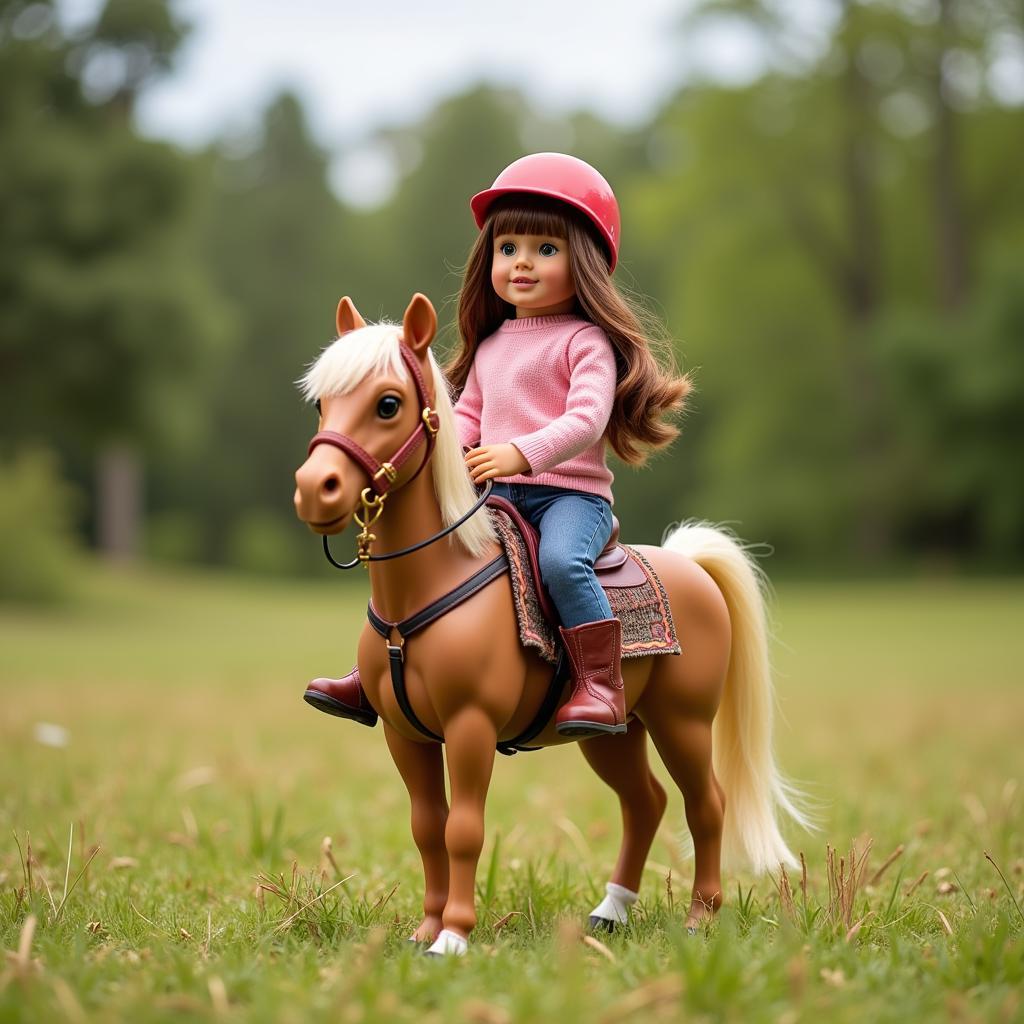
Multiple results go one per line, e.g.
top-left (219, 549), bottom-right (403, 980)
top-left (2, 0), bottom-right (1023, 601)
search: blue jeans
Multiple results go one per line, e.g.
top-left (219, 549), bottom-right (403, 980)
top-left (490, 483), bottom-right (613, 629)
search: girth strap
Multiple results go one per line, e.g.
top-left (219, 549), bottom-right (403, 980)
top-left (495, 650), bottom-right (570, 756)
top-left (365, 551), bottom-right (568, 753)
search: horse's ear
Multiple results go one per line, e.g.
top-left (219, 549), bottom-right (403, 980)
top-left (401, 293), bottom-right (437, 356)
top-left (336, 296), bottom-right (367, 336)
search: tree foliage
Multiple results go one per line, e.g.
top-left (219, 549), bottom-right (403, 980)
top-left (3, 0), bottom-right (1021, 571)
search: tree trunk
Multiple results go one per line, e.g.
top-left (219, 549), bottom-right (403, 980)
top-left (97, 443), bottom-right (142, 562)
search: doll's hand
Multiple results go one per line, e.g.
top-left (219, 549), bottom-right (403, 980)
top-left (464, 444), bottom-right (530, 484)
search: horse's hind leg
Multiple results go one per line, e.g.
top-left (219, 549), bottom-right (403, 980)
top-left (579, 718), bottom-right (667, 930)
top-left (643, 708), bottom-right (725, 930)
top-left (382, 723), bottom-right (449, 943)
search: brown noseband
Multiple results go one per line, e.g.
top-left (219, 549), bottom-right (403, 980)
top-left (305, 341), bottom-right (440, 565)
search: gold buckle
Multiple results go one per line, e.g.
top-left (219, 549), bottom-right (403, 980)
top-left (373, 462), bottom-right (397, 484)
top-left (355, 487), bottom-right (387, 567)
top-left (422, 408), bottom-right (439, 436)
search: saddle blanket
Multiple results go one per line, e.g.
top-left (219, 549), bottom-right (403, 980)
top-left (490, 508), bottom-right (681, 665)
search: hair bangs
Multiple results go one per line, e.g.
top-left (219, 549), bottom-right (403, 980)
top-left (489, 195), bottom-right (576, 241)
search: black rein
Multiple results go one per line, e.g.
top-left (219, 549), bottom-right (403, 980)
top-left (321, 480), bottom-right (494, 570)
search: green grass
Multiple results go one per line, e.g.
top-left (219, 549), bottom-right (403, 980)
top-left (1, 564), bottom-right (1022, 1022)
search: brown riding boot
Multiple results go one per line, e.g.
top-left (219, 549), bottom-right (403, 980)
top-left (555, 618), bottom-right (627, 737)
top-left (303, 666), bottom-right (378, 728)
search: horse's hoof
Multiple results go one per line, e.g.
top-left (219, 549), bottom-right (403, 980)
top-left (589, 915), bottom-right (616, 933)
top-left (424, 928), bottom-right (468, 957)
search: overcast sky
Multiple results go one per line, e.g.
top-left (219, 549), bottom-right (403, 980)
top-left (54, 1), bottom-right (1024, 204)
top-left (59, 0), bottom-right (802, 204)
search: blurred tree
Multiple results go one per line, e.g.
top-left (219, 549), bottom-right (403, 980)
top-left (78, 0), bottom-right (188, 116)
top-left (634, 0), bottom-right (1024, 563)
top-left (0, 0), bottom-right (229, 560)
top-left (169, 92), bottom-right (347, 570)
top-left (365, 86), bottom-right (529, 352)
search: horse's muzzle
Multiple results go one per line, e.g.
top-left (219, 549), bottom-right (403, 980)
top-left (294, 449), bottom-right (351, 534)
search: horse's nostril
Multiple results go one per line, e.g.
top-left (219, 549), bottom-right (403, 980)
top-left (323, 475), bottom-right (339, 494)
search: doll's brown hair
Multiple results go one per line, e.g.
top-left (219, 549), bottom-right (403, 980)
top-left (450, 195), bottom-right (690, 465)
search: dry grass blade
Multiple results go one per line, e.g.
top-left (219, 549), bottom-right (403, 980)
top-left (12, 832), bottom-right (28, 892)
top-left (845, 911), bottom-right (874, 943)
top-left (208, 976), bottom-right (229, 1017)
top-left (51, 976), bottom-right (86, 1023)
top-left (936, 908), bottom-right (954, 936)
top-left (582, 934), bottom-right (616, 962)
top-left (599, 975), bottom-right (683, 1023)
top-left (62, 824), bottom-right (73, 906)
top-left (319, 835), bottom-right (341, 879)
top-left (906, 870), bottom-right (929, 897)
top-left (554, 816), bottom-right (590, 859)
top-left (273, 874), bottom-right (354, 934)
top-left (370, 881), bottom-right (399, 913)
top-left (827, 838), bottom-right (873, 931)
top-left (800, 851), bottom-right (808, 903)
top-left (37, 873), bottom-right (58, 918)
top-left (16, 915), bottom-right (37, 974)
top-left (774, 864), bottom-right (797, 922)
top-left (201, 912), bottom-right (213, 959)
top-left (55, 845), bottom-right (101, 920)
top-left (492, 911), bottom-right (522, 932)
top-left (130, 901), bottom-right (175, 939)
top-left (984, 850), bottom-right (1024, 924)
top-left (868, 844), bottom-right (904, 887)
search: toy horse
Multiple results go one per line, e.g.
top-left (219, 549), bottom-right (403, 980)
top-left (293, 293), bottom-right (808, 955)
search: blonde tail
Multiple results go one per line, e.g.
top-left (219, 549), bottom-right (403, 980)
top-left (661, 522), bottom-right (811, 873)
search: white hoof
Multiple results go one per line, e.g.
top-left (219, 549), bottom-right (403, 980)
top-left (425, 928), bottom-right (467, 957)
top-left (588, 881), bottom-right (638, 929)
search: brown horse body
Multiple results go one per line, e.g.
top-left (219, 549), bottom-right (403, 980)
top-left (294, 295), bottom-right (804, 953)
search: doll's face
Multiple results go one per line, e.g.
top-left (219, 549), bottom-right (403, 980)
top-left (491, 232), bottom-right (576, 318)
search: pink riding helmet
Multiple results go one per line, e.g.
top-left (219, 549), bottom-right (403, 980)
top-left (470, 152), bottom-right (622, 272)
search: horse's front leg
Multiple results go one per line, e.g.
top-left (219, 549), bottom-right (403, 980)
top-left (382, 722), bottom-right (449, 944)
top-left (427, 706), bottom-right (498, 956)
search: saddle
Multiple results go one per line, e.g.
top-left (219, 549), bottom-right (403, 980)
top-left (363, 496), bottom-right (680, 757)
top-left (486, 497), bottom-right (680, 665)
top-left (485, 496), bottom-right (646, 622)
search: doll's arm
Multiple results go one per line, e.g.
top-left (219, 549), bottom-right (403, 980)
top-left (510, 326), bottom-right (616, 474)
top-left (452, 361), bottom-right (483, 450)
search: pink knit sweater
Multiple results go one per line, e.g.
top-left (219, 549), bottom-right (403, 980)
top-left (453, 314), bottom-right (617, 502)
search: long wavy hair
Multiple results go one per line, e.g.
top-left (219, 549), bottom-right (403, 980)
top-left (450, 195), bottom-right (690, 465)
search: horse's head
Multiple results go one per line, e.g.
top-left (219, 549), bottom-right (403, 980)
top-left (293, 293), bottom-right (439, 537)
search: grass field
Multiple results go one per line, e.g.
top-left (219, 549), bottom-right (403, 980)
top-left (1, 564), bottom-right (1022, 1022)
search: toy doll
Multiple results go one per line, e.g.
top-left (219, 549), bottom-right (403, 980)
top-left (304, 152), bottom-right (689, 736)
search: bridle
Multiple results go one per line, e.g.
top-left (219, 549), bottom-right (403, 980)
top-left (306, 340), bottom-right (491, 570)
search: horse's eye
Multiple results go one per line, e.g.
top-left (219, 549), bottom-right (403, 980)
top-left (377, 395), bottom-right (401, 419)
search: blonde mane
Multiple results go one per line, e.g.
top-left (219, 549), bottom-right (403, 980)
top-left (298, 324), bottom-right (496, 558)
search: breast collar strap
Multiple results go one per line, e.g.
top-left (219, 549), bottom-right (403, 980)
top-left (365, 553), bottom-right (511, 744)
top-left (306, 341), bottom-right (440, 498)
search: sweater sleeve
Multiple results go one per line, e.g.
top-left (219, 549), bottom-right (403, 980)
top-left (452, 359), bottom-right (483, 450)
top-left (510, 325), bottom-right (616, 474)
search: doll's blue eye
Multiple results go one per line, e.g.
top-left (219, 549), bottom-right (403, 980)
top-left (377, 395), bottom-right (401, 419)
top-left (539, 243), bottom-right (558, 256)
top-left (500, 242), bottom-right (516, 257)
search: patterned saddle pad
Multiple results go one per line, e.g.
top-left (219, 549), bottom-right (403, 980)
top-left (489, 508), bottom-right (681, 665)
